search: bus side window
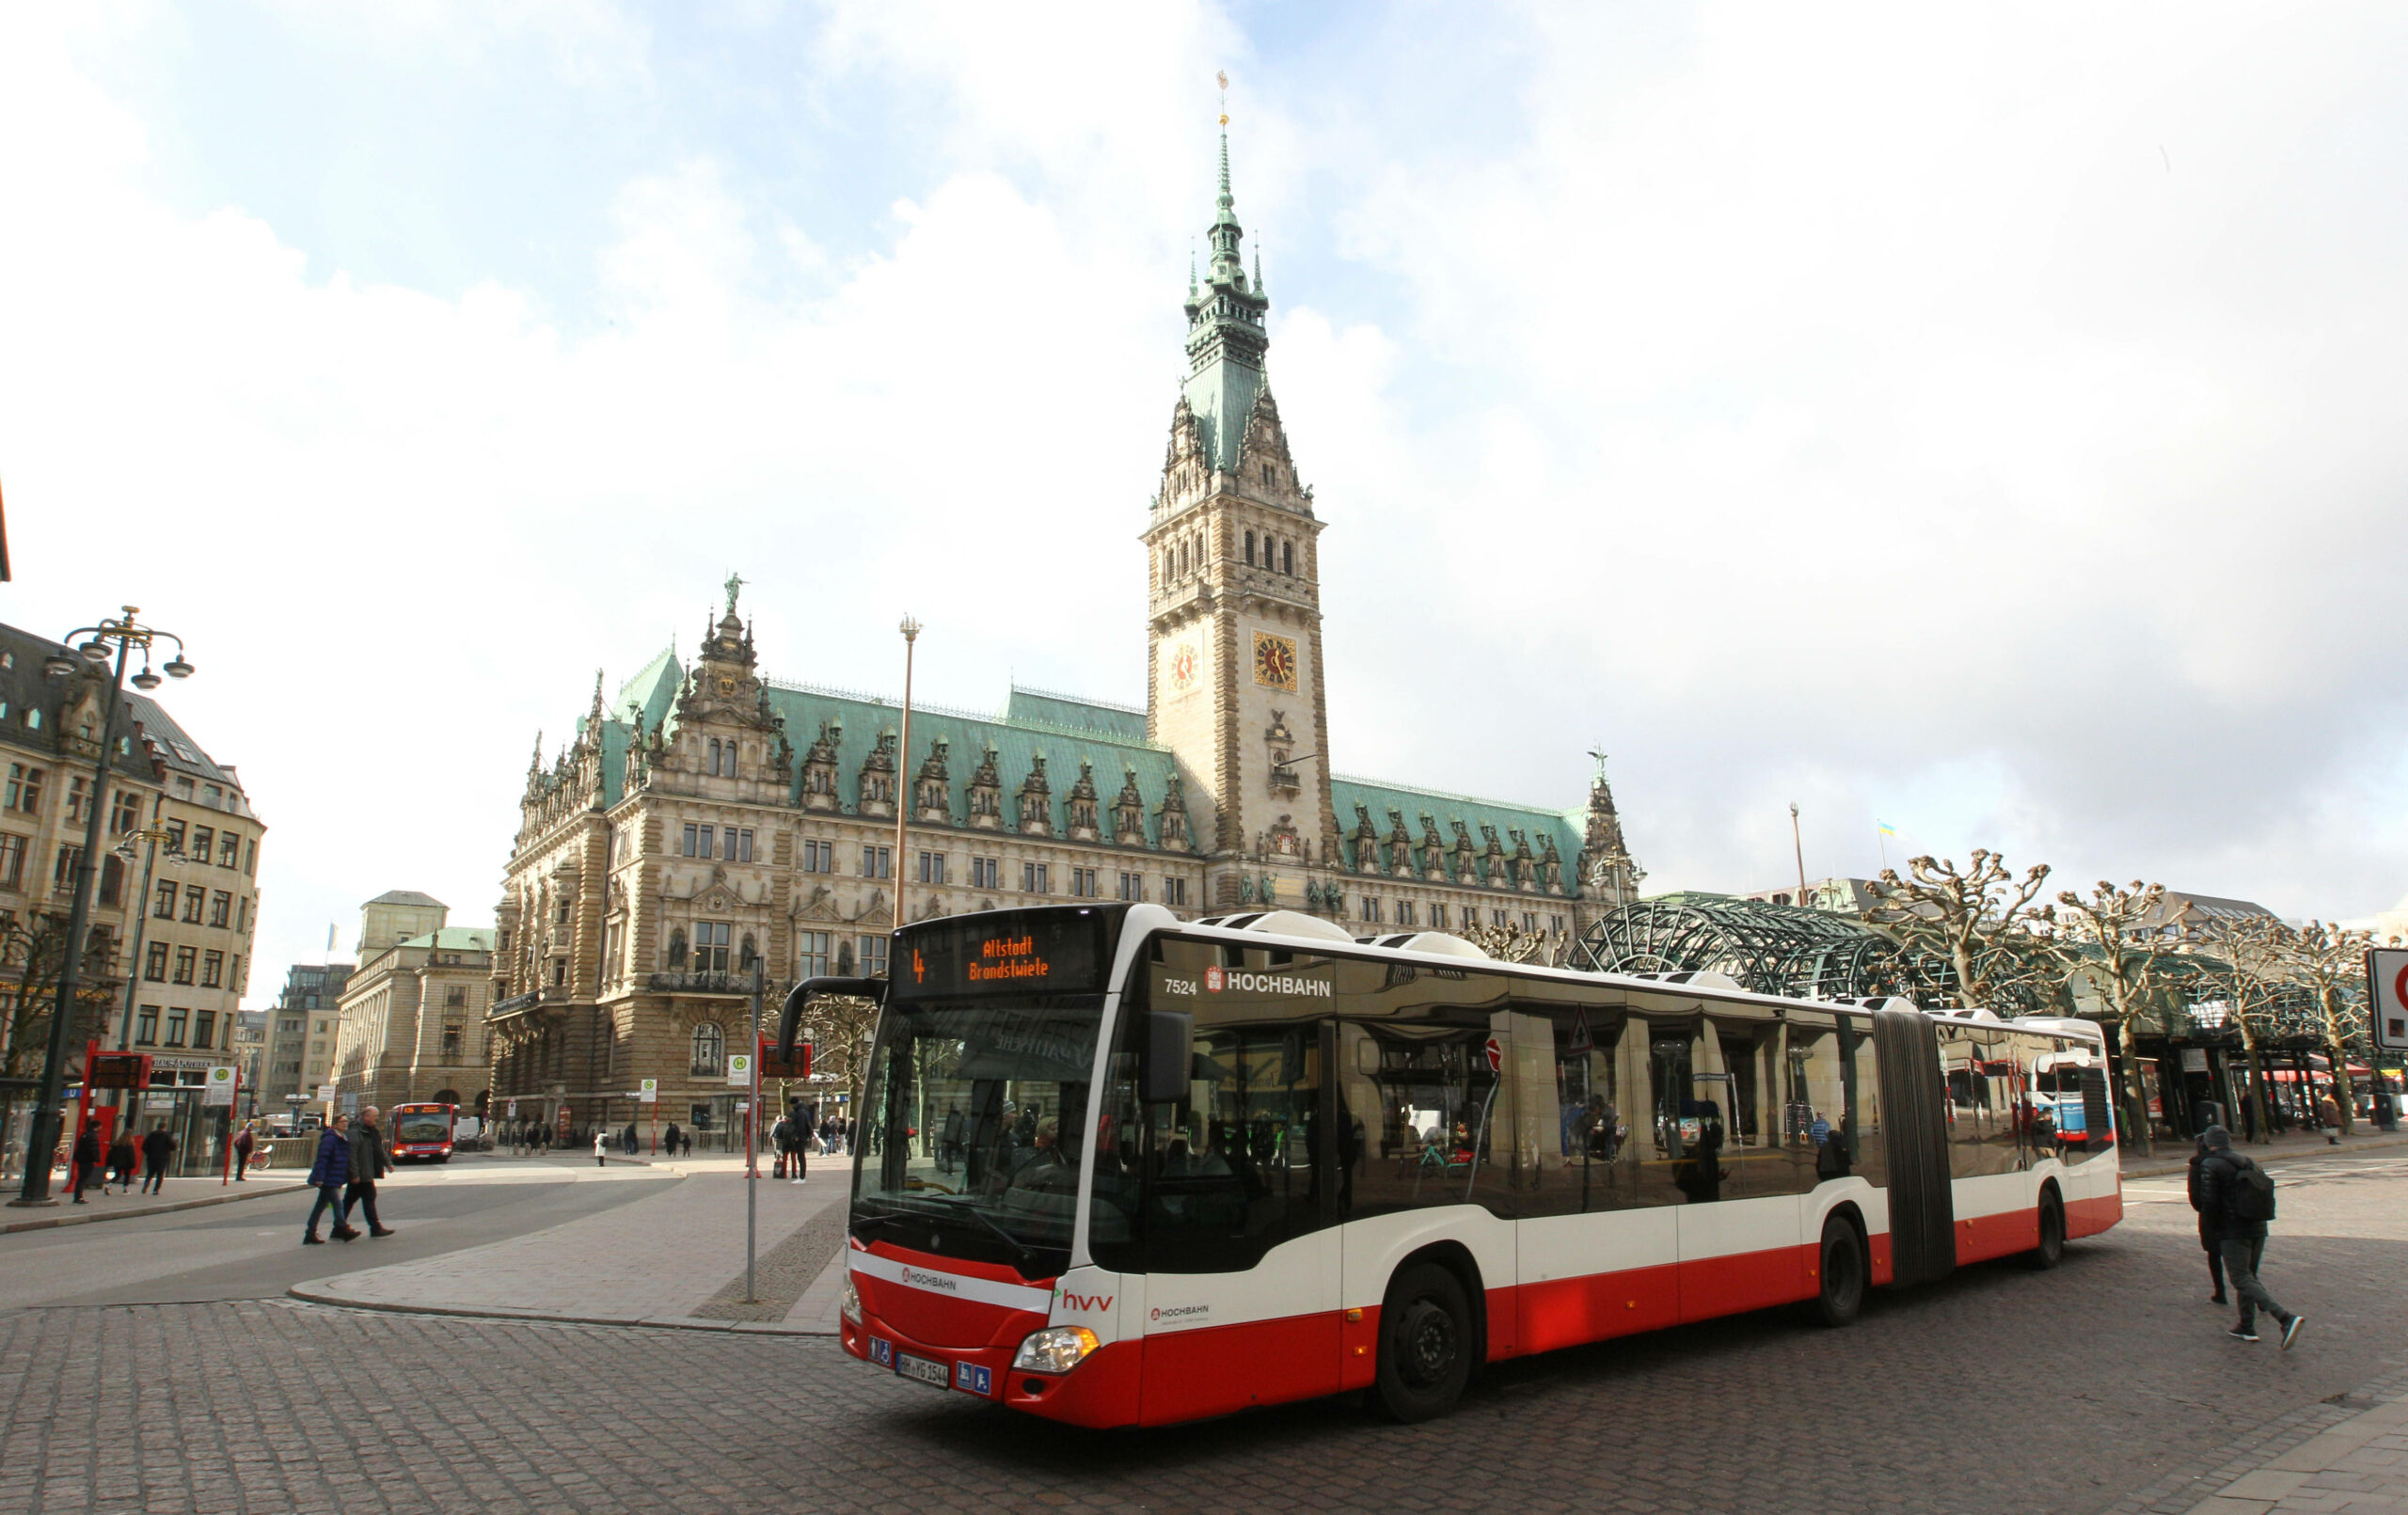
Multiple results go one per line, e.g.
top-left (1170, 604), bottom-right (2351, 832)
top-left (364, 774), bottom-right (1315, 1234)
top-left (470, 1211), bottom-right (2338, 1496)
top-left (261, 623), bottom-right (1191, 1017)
top-left (1513, 998), bottom-right (1634, 1218)
top-left (1785, 1011), bottom-right (1851, 1190)
top-left (1339, 1020), bottom-right (1509, 1221)
top-left (1843, 1017), bottom-right (1886, 1189)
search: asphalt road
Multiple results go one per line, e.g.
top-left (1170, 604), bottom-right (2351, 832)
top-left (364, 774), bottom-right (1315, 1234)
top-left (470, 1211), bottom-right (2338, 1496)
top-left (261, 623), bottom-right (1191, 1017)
top-left (1, 1147), bottom-right (2403, 1514)
top-left (0, 1153), bottom-right (674, 1308)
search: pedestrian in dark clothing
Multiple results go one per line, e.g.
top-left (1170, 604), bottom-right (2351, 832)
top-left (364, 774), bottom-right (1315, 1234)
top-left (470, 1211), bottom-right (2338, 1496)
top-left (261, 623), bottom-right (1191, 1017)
top-left (2197, 1126), bottom-right (2303, 1347)
top-left (343, 1107), bottom-right (395, 1237)
top-left (69, 1123), bottom-right (102, 1204)
top-left (304, 1115), bottom-right (358, 1243)
top-left (2186, 1132), bottom-right (2226, 1304)
top-left (664, 1121), bottom-right (681, 1159)
top-left (107, 1129), bottom-right (139, 1193)
top-left (232, 1123), bottom-right (255, 1181)
top-left (139, 1126), bottom-right (176, 1194)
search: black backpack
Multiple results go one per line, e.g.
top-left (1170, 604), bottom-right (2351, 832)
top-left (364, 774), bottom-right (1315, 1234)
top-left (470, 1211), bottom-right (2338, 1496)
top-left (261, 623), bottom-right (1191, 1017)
top-left (2228, 1155), bottom-right (2277, 1223)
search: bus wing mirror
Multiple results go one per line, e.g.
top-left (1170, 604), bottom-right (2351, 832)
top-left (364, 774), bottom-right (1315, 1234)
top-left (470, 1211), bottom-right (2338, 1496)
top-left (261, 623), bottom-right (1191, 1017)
top-left (1142, 1009), bottom-right (1194, 1103)
top-left (779, 975), bottom-right (887, 1061)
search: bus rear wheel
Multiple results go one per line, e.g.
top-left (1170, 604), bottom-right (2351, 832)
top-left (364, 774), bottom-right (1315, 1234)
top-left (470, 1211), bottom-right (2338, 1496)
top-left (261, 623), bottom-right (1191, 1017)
top-left (2028, 1191), bottom-right (2065, 1270)
top-left (1814, 1215), bottom-right (1866, 1328)
top-left (1372, 1262), bottom-right (1472, 1423)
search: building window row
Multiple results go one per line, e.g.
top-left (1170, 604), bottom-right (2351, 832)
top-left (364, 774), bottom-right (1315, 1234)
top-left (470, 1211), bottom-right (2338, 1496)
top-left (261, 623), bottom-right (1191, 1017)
top-left (132, 1004), bottom-right (221, 1049)
top-left (681, 823), bottom-right (755, 861)
top-left (1243, 529), bottom-right (1297, 576)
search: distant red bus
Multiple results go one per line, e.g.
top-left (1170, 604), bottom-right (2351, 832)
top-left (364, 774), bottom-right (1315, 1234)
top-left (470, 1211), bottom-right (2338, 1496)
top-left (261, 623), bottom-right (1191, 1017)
top-left (389, 1103), bottom-right (458, 1163)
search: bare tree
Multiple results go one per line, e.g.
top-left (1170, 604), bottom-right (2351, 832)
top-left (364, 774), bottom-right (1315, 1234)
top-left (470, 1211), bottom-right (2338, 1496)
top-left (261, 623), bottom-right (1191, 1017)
top-left (2191, 917), bottom-right (2292, 1144)
top-left (791, 993), bottom-right (883, 1118)
top-left (2049, 880), bottom-right (2170, 1159)
top-left (2276, 921), bottom-right (2372, 1136)
top-left (0, 914), bottom-right (119, 1180)
top-left (1862, 851), bottom-right (2056, 1009)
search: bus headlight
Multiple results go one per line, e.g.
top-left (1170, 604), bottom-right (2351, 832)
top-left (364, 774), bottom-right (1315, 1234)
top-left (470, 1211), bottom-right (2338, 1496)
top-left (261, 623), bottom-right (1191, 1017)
top-left (1012, 1326), bottom-right (1100, 1374)
top-left (840, 1277), bottom-right (862, 1325)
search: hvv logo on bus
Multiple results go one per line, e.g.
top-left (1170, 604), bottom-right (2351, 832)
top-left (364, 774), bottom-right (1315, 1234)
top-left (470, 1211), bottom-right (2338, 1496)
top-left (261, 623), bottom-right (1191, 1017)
top-left (1203, 966), bottom-right (1332, 997)
top-left (1054, 1288), bottom-right (1114, 1313)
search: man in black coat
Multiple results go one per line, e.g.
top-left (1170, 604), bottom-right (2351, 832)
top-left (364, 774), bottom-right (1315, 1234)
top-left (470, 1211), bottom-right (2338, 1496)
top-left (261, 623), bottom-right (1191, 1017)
top-left (343, 1106), bottom-right (396, 1237)
top-left (2186, 1132), bottom-right (2227, 1304)
top-left (2197, 1126), bottom-right (2301, 1347)
top-left (138, 1124), bottom-right (176, 1194)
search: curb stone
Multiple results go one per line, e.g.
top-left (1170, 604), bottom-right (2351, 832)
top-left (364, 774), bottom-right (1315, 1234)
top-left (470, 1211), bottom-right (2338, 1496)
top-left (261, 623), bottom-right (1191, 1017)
top-left (0, 1179), bottom-right (307, 1235)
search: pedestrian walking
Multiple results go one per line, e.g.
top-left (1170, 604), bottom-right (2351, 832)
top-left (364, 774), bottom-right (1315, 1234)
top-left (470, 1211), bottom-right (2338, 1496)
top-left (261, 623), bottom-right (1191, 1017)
top-left (139, 1124), bottom-right (176, 1194)
top-left (664, 1121), bottom-right (681, 1159)
top-left (303, 1114), bottom-right (358, 1244)
top-left (69, 1122), bottom-right (102, 1204)
top-left (231, 1122), bottom-right (255, 1181)
top-left (2317, 1092), bottom-right (2341, 1144)
top-left (2187, 1130), bottom-right (2226, 1304)
top-left (2197, 1126), bottom-right (2303, 1347)
top-left (593, 1128), bottom-right (608, 1167)
top-left (107, 1128), bottom-right (139, 1193)
top-left (343, 1106), bottom-right (396, 1238)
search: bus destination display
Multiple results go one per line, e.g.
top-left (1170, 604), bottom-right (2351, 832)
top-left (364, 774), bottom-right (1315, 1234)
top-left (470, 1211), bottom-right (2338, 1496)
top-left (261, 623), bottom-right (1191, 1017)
top-left (897, 910), bottom-right (1109, 999)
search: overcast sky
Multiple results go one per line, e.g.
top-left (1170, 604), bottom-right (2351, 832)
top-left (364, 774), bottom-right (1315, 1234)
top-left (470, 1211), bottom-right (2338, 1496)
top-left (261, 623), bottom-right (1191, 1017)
top-left (4, 3), bottom-right (2404, 1002)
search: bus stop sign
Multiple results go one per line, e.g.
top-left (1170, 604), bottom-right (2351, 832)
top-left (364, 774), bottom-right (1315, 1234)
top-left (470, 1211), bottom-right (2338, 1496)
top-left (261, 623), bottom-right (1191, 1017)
top-left (2368, 948), bottom-right (2408, 1052)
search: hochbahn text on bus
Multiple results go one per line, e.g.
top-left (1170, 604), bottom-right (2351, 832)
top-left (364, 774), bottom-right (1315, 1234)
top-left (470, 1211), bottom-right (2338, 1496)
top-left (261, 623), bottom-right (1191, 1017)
top-left (780, 902), bottom-right (2122, 1428)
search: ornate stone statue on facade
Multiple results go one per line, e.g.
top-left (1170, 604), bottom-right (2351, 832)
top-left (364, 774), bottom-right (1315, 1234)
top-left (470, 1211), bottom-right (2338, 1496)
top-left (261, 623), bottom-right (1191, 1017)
top-left (1112, 766), bottom-right (1148, 845)
top-left (966, 742), bottom-right (1003, 829)
top-left (856, 732), bottom-right (898, 819)
top-left (1016, 754), bottom-right (1054, 836)
top-left (913, 737), bottom-right (952, 824)
top-left (1156, 773), bottom-right (1192, 853)
top-left (1066, 761), bottom-right (1101, 842)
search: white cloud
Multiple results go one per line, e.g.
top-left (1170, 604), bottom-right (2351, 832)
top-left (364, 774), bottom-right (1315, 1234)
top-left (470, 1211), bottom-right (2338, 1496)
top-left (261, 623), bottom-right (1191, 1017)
top-left (3, 1), bottom-right (2404, 998)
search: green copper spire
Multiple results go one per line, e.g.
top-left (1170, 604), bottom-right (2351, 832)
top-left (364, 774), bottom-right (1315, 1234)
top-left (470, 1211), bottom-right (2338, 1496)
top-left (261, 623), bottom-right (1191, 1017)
top-left (1181, 127), bottom-right (1269, 472)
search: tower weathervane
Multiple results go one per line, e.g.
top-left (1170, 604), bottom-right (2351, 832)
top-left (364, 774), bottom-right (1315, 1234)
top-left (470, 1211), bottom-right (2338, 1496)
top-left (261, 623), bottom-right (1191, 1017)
top-left (1217, 70), bottom-right (1228, 127)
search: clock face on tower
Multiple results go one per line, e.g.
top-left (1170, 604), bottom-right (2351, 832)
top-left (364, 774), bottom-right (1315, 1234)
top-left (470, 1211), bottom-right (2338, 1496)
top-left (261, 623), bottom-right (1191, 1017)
top-left (1253, 632), bottom-right (1298, 692)
top-left (1169, 640), bottom-right (1198, 692)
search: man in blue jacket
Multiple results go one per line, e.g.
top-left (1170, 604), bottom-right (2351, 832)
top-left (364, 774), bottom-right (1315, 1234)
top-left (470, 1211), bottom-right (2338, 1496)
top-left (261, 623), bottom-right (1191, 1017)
top-left (302, 1114), bottom-right (358, 1244)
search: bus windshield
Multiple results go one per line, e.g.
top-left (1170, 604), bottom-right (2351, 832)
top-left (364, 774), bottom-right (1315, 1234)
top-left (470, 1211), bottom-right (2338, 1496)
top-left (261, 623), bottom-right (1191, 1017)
top-left (853, 994), bottom-right (1103, 1277)
top-left (392, 1110), bottom-right (452, 1144)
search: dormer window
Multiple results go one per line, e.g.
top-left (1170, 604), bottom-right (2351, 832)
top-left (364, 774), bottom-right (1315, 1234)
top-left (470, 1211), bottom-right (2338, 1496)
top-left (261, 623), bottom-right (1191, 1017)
top-left (1261, 463), bottom-right (1274, 485)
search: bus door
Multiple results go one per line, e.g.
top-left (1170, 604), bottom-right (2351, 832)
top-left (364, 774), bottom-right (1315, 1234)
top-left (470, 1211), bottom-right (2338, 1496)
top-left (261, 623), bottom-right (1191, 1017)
top-left (1126, 938), bottom-right (1339, 1424)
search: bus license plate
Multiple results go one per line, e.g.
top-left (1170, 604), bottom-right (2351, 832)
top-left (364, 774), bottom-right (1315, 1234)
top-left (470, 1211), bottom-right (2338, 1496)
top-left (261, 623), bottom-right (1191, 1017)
top-left (895, 1352), bottom-right (952, 1390)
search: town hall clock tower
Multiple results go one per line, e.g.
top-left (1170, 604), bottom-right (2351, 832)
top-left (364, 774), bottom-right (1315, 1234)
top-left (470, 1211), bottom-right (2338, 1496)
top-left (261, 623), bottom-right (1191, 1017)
top-left (1145, 132), bottom-right (1339, 910)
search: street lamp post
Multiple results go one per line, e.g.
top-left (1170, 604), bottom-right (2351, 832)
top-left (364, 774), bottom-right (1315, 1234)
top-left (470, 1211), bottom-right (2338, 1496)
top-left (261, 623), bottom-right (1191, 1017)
top-left (11, 608), bottom-right (192, 1206)
top-left (111, 811), bottom-right (182, 1051)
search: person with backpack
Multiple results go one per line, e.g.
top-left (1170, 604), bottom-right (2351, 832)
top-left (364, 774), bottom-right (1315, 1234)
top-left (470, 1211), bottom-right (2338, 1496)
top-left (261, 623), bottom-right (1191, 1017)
top-left (2197, 1126), bottom-right (2303, 1347)
top-left (2186, 1130), bottom-right (2228, 1304)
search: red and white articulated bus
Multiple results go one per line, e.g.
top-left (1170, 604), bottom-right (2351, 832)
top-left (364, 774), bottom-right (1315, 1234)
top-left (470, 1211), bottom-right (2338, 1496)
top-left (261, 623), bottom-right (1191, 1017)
top-left (782, 903), bottom-right (2120, 1428)
top-left (388, 1103), bottom-right (458, 1163)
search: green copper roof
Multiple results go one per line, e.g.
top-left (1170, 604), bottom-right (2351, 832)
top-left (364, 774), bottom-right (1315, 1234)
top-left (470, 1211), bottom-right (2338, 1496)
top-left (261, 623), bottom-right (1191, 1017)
top-left (765, 681), bottom-right (1208, 851)
top-left (1328, 774), bottom-right (1584, 894)
top-left (1180, 128), bottom-right (1271, 472)
top-left (403, 927), bottom-right (495, 952)
top-left (1004, 686), bottom-right (1149, 742)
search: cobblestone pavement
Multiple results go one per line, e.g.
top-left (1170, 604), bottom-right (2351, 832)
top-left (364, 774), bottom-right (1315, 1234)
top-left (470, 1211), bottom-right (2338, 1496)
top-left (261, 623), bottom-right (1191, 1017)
top-left (2, 1151), bottom-right (2402, 1515)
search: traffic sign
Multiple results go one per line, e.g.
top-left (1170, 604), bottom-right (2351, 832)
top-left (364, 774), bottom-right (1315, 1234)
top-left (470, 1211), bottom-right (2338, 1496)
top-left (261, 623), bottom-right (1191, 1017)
top-left (725, 1054), bottom-right (753, 1086)
top-left (315, 1084), bottom-right (336, 1102)
top-left (1567, 1008), bottom-right (1593, 1055)
top-left (2369, 948), bottom-right (2408, 1052)
top-left (638, 1077), bottom-right (658, 1104)
top-left (201, 1066), bottom-right (237, 1107)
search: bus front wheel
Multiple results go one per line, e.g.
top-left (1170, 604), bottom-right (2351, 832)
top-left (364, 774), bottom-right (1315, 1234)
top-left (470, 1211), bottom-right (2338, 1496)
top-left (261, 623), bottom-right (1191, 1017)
top-left (1371, 1262), bottom-right (1472, 1423)
top-left (1814, 1214), bottom-right (1866, 1328)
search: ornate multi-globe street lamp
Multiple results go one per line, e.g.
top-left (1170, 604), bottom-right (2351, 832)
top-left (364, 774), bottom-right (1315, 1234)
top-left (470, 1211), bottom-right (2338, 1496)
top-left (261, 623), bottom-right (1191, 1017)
top-left (9, 608), bottom-right (191, 1206)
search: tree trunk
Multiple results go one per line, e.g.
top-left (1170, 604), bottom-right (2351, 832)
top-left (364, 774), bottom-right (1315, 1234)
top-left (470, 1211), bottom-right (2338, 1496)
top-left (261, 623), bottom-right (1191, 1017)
top-left (2323, 990), bottom-right (2357, 1136)
top-left (2116, 1017), bottom-right (2153, 1160)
